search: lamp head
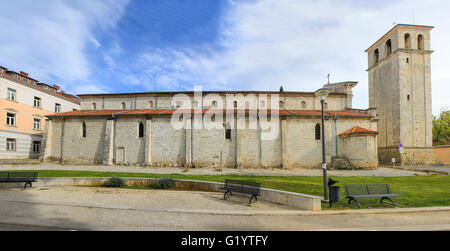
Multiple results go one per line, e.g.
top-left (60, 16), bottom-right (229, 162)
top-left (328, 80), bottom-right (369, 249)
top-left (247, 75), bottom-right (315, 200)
top-left (314, 88), bottom-right (331, 101)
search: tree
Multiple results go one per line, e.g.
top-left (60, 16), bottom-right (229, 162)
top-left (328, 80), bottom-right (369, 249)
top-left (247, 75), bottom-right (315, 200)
top-left (433, 107), bottom-right (450, 145)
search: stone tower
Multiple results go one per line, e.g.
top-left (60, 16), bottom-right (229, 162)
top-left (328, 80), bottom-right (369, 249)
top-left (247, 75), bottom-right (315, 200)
top-left (365, 24), bottom-right (440, 166)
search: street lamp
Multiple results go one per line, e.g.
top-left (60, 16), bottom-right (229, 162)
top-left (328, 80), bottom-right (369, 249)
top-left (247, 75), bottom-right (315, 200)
top-left (314, 87), bottom-right (331, 201)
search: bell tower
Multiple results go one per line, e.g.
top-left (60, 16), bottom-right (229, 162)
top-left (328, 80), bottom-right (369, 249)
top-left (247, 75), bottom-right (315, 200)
top-left (366, 24), bottom-right (440, 165)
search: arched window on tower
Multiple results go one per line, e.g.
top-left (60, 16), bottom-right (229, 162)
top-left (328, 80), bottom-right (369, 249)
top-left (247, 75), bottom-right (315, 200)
top-left (138, 122), bottom-right (144, 138)
top-left (82, 123), bottom-right (87, 138)
top-left (404, 33), bottom-right (411, 49)
top-left (418, 34), bottom-right (424, 50)
top-left (92, 102), bottom-right (97, 110)
top-left (315, 124), bottom-right (321, 140)
top-left (301, 101), bottom-right (307, 109)
top-left (149, 101), bottom-right (154, 109)
top-left (121, 102), bottom-right (126, 110)
top-left (385, 39), bottom-right (392, 56)
top-left (374, 49), bottom-right (379, 64)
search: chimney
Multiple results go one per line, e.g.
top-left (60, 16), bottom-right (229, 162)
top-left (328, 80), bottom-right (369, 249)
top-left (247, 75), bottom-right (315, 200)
top-left (53, 85), bottom-right (61, 91)
top-left (20, 71), bottom-right (28, 77)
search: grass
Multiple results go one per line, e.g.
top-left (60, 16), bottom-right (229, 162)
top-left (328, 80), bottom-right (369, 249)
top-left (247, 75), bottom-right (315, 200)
top-left (1, 170), bottom-right (449, 210)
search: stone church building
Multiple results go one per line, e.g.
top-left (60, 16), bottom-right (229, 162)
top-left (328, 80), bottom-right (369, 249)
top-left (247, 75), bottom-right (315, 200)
top-left (41, 24), bottom-right (440, 169)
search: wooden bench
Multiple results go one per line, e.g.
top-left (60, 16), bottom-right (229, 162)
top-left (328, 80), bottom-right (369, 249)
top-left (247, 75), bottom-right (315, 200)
top-left (344, 184), bottom-right (402, 208)
top-left (219, 179), bottom-right (261, 204)
top-left (0, 172), bottom-right (38, 189)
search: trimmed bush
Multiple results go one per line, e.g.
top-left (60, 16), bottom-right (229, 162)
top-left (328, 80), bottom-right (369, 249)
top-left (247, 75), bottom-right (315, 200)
top-left (156, 177), bottom-right (176, 189)
top-left (108, 177), bottom-right (126, 187)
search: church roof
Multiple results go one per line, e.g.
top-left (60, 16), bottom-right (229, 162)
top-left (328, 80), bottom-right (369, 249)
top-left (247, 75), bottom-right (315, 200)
top-left (46, 109), bottom-right (372, 118)
top-left (339, 126), bottom-right (378, 136)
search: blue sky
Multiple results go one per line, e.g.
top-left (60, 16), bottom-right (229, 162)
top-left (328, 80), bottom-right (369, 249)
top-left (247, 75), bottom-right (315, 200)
top-left (0, 0), bottom-right (449, 115)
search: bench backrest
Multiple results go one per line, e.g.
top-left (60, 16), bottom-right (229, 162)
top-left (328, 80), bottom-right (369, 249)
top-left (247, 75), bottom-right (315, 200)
top-left (224, 179), bottom-right (261, 195)
top-left (344, 184), bottom-right (392, 196)
top-left (0, 172), bottom-right (38, 182)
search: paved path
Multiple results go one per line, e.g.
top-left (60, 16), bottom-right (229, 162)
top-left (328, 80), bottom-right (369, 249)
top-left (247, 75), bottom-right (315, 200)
top-left (0, 163), bottom-right (428, 177)
top-left (387, 165), bottom-right (450, 175)
top-left (0, 186), bottom-right (449, 231)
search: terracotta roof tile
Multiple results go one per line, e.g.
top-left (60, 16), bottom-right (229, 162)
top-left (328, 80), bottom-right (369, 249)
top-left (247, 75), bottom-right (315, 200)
top-left (339, 126), bottom-right (378, 136)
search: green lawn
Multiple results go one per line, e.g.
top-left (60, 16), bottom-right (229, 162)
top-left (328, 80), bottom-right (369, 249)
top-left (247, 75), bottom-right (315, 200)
top-left (2, 170), bottom-right (449, 210)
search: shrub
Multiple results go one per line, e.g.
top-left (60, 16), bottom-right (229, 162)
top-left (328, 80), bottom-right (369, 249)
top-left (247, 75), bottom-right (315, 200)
top-left (108, 177), bottom-right (126, 187)
top-left (156, 177), bottom-right (176, 189)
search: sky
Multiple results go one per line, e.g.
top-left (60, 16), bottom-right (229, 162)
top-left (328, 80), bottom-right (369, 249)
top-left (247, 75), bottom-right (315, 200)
top-left (0, 0), bottom-right (449, 115)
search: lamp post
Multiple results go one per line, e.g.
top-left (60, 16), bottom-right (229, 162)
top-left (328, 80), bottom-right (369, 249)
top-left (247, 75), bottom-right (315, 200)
top-left (314, 88), bottom-right (331, 201)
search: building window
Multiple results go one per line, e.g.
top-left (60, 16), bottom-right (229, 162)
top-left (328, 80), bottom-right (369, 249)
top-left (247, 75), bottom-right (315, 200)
top-left (34, 97), bottom-right (41, 108)
top-left (55, 103), bottom-right (61, 113)
top-left (404, 33), bottom-right (411, 49)
top-left (33, 141), bottom-right (41, 153)
top-left (82, 123), bottom-right (87, 138)
top-left (315, 124), bottom-right (321, 140)
top-left (374, 49), bottom-right (379, 63)
top-left (149, 101), bottom-right (154, 109)
top-left (418, 34), bottom-right (424, 50)
top-left (234, 101), bottom-right (238, 108)
top-left (6, 113), bottom-right (16, 126)
top-left (280, 101), bottom-right (285, 108)
top-left (225, 123), bottom-right (231, 140)
top-left (121, 102), bottom-right (126, 110)
top-left (324, 102), bottom-right (328, 110)
top-left (22, 77), bottom-right (28, 83)
top-left (33, 118), bottom-right (41, 130)
top-left (92, 103), bottom-right (97, 110)
top-left (385, 39), bottom-right (392, 55)
top-left (7, 88), bottom-right (16, 101)
top-left (407, 95), bottom-right (410, 101)
top-left (301, 101), bottom-right (307, 109)
top-left (6, 138), bottom-right (16, 151)
top-left (138, 122), bottom-right (145, 138)
top-left (212, 101), bottom-right (217, 108)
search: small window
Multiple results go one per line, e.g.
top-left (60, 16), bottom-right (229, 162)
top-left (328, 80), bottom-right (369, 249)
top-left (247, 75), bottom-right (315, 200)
top-left (149, 101), bottom-right (154, 109)
top-left (33, 118), bottom-right (41, 130)
top-left (385, 39), bottom-right (392, 55)
top-left (374, 49), bottom-right (379, 63)
top-left (33, 141), bottom-right (41, 153)
top-left (6, 113), bottom-right (16, 126)
top-left (234, 101), bottom-right (238, 108)
top-left (6, 138), bottom-right (16, 151)
top-left (34, 97), bottom-right (41, 108)
top-left (92, 102), bottom-right (97, 110)
top-left (404, 33), bottom-right (411, 49)
top-left (407, 95), bottom-right (410, 101)
top-left (121, 102), bottom-right (126, 110)
top-left (55, 103), bottom-right (61, 113)
top-left (280, 101), bottom-right (285, 108)
top-left (418, 34), bottom-right (424, 50)
top-left (212, 101), bottom-right (217, 108)
top-left (301, 101), bottom-right (307, 109)
top-left (82, 123), bottom-right (87, 138)
top-left (225, 123), bottom-right (231, 140)
top-left (7, 88), bottom-right (16, 101)
top-left (138, 122), bottom-right (144, 138)
top-left (324, 102), bottom-right (328, 110)
top-left (315, 124), bottom-right (321, 140)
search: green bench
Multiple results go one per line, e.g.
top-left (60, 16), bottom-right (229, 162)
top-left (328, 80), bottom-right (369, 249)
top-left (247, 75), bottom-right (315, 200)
top-left (344, 184), bottom-right (402, 208)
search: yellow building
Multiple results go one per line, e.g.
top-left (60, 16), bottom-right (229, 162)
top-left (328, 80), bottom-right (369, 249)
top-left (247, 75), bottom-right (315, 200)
top-left (0, 65), bottom-right (80, 160)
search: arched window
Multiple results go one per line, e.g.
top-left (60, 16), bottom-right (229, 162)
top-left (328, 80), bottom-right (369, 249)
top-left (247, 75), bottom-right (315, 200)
top-left (225, 123), bottom-right (231, 140)
top-left (234, 101), bottom-right (238, 108)
top-left (315, 124), bottom-right (321, 140)
top-left (324, 102), bottom-right (328, 110)
top-left (418, 34), bottom-right (424, 50)
top-left (149, 101), bottom-right (154, 109)
top-left (138, 122), bottom-right (144, 138)
top-left (385, 39), bottom-right (392, 55)
top-left (404, 33), bottom-right (411, 49)
top-left (280, 101), bottom-right (285, 108)
top-left (301, 101), bottom-right (307, 109)
top-left (374, 49), bottom-right (379, 63)
top-left (121, 102), bottom-right (126, 110)
top-left (92, 102), bottom-right (96, 110)
top-left (82, 123), bottom-right (87, 138)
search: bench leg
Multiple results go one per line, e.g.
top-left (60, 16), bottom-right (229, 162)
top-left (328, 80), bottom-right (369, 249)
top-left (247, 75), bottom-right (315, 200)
top-left (380, 197), bottom-right (396, 207)
top-left (223, 190), bottom-right (232, 200)
top-left (348, 198), bottom-right (361, 209)
top-left (249, 195), bottom-right (257, 205)
top-left (24, 181), bottom-right (32, 189)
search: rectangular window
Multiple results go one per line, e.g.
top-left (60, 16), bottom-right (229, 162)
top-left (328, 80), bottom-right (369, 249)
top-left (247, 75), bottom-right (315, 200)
top-left (6, 113), bottom-right (16, 126)
top-left (33, 118), bottom-right (41, 130)
top-left (6, 138), bottom-right (16, 152)
top-left (225, 123), bottom-right (232, 140)
top-left (55, 103), bottom-right (61, 113)
top-left (7, 88), bottom-right (16, 101)
top-left (33, 141), bottom-right (41, 153)
top-left (34, 97), bottom-right (41, 108)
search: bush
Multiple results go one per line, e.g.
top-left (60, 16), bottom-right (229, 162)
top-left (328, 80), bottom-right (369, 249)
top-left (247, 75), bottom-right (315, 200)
top-left (108, 177), bottom-right (126, 187)
top-left (156, 177), bottom-right (176, 189)
top-left (331, 157), bottom-right (355, 170)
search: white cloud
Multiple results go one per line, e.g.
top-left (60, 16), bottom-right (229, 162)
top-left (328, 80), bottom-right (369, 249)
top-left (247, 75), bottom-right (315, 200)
top-left (131, 0), bottom-right (450, 115)
top-left (0, 0), bottom-right (131, 93)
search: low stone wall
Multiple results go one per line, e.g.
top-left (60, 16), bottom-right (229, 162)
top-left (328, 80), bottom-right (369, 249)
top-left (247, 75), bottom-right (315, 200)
top-left (4, 177), bottom-right (322, 211)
